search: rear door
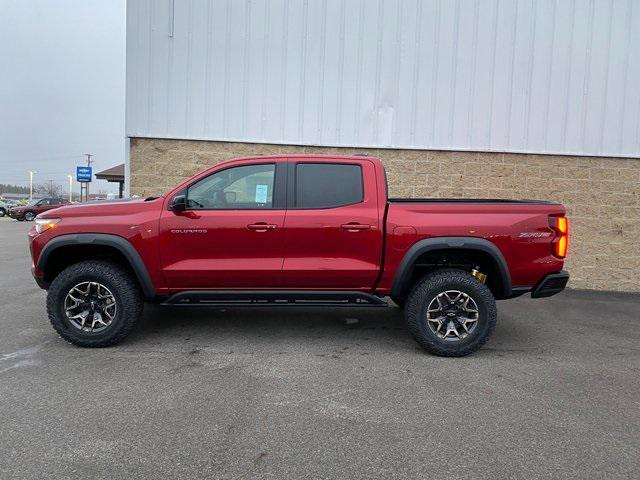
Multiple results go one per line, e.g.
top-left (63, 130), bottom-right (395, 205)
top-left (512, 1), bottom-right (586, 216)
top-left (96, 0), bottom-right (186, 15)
top-left (281, 159), bottom-right (382, 289)
top-left (159, 160), bottom-right (287, 289)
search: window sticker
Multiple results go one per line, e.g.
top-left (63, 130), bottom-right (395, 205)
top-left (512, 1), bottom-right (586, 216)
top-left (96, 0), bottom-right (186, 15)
top-left (255, 184), bottom-right (269, 204)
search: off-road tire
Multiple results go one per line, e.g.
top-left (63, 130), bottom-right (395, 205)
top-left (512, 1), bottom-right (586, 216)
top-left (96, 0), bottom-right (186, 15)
top-left (47, 260), bottom-right (143, 347)
top-left (405, 269), bottom-right (497, 357)
top-left (0, 207), bottom-right (6, 217)
top-left (24, 211), bottom-right (36, 221)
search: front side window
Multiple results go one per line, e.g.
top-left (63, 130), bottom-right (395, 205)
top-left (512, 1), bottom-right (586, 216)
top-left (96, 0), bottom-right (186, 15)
top-left (187, 164), bottom-right (275, 210)
top-left (295, 163), bottom-right (363, 208)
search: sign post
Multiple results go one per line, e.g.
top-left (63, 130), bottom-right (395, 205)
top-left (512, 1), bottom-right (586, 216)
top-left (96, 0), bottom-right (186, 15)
top-left (76, 166), bottom-right (92, 202)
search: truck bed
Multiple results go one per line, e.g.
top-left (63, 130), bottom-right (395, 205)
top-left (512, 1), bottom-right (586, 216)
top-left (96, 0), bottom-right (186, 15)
top-left (380, 197), bottom-right (566, 293)
top-left (388, 198), bottom-right (557, 204)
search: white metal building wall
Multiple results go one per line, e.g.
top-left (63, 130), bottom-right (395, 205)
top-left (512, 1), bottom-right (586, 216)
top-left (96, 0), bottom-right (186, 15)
top-left (126, 0), bottom-right (640, 158)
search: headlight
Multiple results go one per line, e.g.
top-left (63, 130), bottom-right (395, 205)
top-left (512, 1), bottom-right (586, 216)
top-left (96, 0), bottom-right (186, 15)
top-left (35, 218), bottom-right (61, 234)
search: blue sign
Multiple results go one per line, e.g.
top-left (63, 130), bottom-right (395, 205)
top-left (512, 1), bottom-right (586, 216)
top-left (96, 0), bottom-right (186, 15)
top-left (76, 166), bottom-right (92, 183)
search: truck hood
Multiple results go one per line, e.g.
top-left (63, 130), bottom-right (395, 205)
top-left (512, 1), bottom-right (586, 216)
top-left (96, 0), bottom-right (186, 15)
top-left (38, 197), bottom-right (164, 219)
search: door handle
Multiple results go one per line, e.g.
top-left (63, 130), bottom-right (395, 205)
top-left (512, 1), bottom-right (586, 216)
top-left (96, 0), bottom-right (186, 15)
top-left (341, 223), bottom-right (371, 232)
top-left (247, 223), bottom-right (277, 232)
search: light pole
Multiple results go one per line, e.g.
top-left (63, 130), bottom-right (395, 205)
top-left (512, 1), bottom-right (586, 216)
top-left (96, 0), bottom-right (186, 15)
top-left (67, 175), bottom-right (73, 202)
top-left (84, 154), bottom-right (93, 201)
top-left (29, 171), bottom-right (36, 201)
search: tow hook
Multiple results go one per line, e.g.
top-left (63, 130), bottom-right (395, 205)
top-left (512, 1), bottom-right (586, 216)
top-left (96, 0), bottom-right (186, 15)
top-left (471, 268), bottom-right (487, 283)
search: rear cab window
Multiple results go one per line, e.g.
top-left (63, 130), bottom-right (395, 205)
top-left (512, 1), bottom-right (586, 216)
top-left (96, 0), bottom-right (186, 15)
top-left (294, 163), bottom-right (363, 209)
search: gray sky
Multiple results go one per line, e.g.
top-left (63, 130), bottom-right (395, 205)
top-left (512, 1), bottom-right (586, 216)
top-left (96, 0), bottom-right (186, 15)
top-left (0, 0), bottom-right (125, 194)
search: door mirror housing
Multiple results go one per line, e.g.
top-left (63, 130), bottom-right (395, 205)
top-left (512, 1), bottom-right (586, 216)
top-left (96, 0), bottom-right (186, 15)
top-left (169, 194), bottom-right (187, 212)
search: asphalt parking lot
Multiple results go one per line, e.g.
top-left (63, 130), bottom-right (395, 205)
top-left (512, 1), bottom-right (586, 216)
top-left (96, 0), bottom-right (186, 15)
top-left (1, 218), bottom-right (639, 479)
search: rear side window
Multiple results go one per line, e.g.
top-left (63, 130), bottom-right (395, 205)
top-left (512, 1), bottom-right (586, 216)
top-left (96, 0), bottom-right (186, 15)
top-left (295, 163), bottom-right (363, 208)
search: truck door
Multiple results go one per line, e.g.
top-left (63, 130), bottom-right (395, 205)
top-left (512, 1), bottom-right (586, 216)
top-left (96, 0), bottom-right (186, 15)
top-left (281, 159), bottom-right (382, 289)
top-left (159, 161), bottom-right (287, 289)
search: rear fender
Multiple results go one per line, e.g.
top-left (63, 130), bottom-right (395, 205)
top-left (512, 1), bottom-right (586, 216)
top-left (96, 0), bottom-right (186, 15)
top-left (391, 237), bottom-right (512, 299)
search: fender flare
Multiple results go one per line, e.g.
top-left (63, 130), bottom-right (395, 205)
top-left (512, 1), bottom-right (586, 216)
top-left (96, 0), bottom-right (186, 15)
top-left (390, 237), bottom-right (512, 299)
top-left (37, 233), bottom-right (156, 299)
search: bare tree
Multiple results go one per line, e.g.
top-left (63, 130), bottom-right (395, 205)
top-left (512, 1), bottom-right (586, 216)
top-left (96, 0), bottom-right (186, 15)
top-left (34, 182), bottom-right (63, 198)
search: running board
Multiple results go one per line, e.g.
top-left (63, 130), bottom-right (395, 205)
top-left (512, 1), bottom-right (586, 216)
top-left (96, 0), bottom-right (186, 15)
top-left (161, 290), bottom-right (388, 307)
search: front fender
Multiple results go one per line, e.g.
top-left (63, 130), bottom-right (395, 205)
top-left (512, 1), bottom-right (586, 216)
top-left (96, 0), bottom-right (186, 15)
top-left (37, 233), bottom-right (156, 299)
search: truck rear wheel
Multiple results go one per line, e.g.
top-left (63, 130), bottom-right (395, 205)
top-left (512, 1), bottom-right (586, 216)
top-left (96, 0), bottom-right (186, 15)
top-left (405, 269), bottom-right (497, 357)
top-left (46, 260), bottom-right (143, 347)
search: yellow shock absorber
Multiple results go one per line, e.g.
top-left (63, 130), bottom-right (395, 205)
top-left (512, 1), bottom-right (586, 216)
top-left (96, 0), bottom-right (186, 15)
top-left (471, 268), bottom-right (487, 283)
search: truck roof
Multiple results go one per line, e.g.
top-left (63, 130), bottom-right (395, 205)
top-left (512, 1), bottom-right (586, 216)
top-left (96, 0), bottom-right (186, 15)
top-left (216, 153), bottom-right (382, 165)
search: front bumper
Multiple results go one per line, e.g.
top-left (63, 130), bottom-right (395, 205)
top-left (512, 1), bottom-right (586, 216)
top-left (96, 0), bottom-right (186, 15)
top-left (32, 268), bottom-right (50, 290)
top-left (28, 228), bottom-right (48, 290)
top-left (531, 271), bottom-right (570, 298)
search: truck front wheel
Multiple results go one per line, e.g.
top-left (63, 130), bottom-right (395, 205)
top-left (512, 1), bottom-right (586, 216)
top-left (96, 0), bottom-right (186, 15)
top-left (46, 260), bottom-right (143, 347)
top-left (405, 269), bottom-right (497, 357)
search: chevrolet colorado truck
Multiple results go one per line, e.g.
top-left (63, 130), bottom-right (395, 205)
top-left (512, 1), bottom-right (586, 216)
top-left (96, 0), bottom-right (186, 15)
top-left (28, 155), bottom-right (569, 356)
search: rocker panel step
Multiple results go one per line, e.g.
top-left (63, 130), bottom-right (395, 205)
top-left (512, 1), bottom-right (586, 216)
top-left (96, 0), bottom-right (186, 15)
top-left (162, 290), bottom-right (388, 307)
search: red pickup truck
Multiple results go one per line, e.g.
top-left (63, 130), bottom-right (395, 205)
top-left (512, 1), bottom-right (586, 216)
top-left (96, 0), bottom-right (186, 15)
top-left (28, 155), bottom-right (569, 356)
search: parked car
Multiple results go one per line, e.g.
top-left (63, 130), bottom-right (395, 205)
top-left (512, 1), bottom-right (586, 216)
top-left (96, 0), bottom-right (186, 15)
top-left (0, 199), bottom-right (12, 217)
top-left (28, 155), bottom-right (569, 356)
top-left (8, 197), bottom-right (70, 221)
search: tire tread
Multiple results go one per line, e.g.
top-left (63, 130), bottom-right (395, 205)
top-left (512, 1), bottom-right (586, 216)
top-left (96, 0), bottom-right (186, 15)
top-left (405, 269), bottom-right (497, 357)
top-left (46, 260), bottom-right (143, 347)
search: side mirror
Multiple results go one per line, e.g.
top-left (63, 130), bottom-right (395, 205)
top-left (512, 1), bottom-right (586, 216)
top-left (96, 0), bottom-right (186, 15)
top-left (169, 194), bottom-right (187, 212)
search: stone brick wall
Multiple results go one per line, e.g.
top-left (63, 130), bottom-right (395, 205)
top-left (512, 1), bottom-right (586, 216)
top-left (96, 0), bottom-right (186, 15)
top-left (130, 138), bottom-right (640, 292)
